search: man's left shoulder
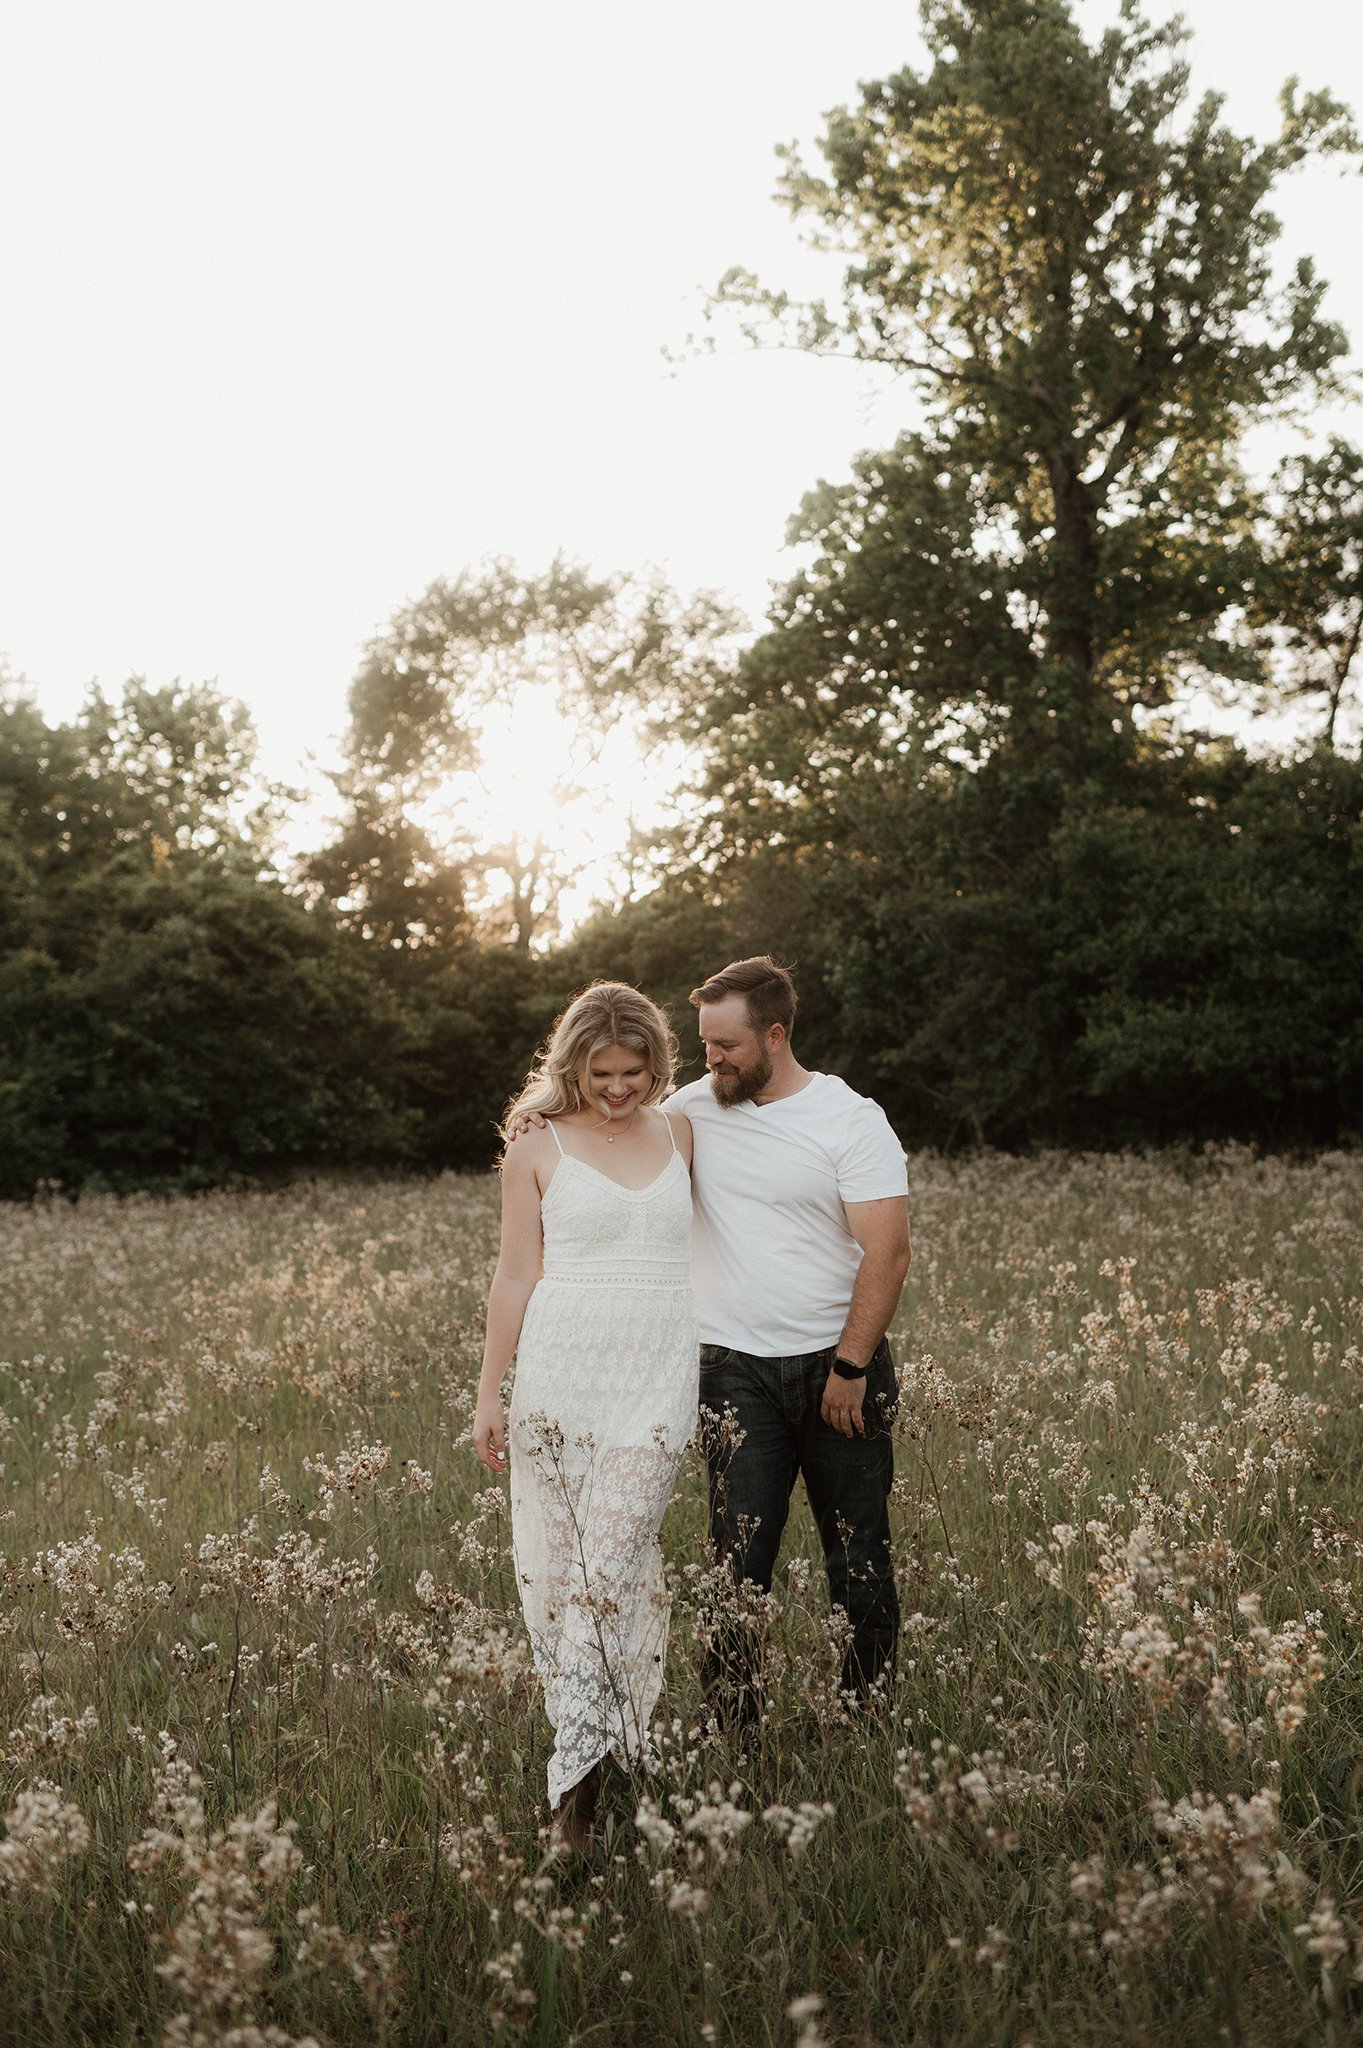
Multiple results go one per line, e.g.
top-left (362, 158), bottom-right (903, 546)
top-left (810, 1076), bottom-right (909, 1191)
top-left (811, 1073), bottom-right (895, 1124)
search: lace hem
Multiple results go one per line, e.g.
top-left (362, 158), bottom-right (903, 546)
top-left (512, 1438), bottom-right (681, 1807)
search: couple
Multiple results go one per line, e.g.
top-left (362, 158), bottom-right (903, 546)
top-left (471, 956), bottom-right (912, 1850)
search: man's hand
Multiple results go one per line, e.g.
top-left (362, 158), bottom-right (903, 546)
top-left (472, 1396), bottom-right (508, 1472)
top-left (505, 1111), bottom-right (546, 1144)
top-left (820, 1368), bottom-right (866, 1439)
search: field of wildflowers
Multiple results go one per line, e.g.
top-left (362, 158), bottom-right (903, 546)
top-left (2, 1149), bottom-right (1363, 2047)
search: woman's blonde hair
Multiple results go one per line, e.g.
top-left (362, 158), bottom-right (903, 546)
top-left (501, 981), bottom-right (678, 1144)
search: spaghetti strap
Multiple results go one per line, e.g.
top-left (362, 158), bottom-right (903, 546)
top-left (663, 1110), bottom-right (678, 1158)
top-left (546, 1118), bottom-right (566, 1157)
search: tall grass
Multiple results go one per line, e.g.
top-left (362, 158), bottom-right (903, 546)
top-left (2, 1149), bottom-right (1362, 2046)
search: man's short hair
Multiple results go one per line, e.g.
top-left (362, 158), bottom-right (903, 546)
top-left (689, 956), bottom-right (797, 1038)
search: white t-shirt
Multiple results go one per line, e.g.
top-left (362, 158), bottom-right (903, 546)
top-left (667, 1071), bottom-right (909, 1355)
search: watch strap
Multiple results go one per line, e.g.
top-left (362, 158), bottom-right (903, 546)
top-left (831, 1354), bottom-right (868, 1380)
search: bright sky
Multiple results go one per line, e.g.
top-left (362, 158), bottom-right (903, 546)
top-left (2, 0), bottom-right (1360, 903)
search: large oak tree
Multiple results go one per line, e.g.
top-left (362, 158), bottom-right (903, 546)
top-left (697, 0), bottom-right (1359, 829)
top-left (648, 0), bottom-right (1363, 1144)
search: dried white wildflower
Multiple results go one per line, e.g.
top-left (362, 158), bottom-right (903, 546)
top-left (126, 1737), bottom-right (309, 2047)
top-left (4, 1695), bottom-right (99, 1773)
top-left (787, 1993), bottom-right (827, 2047)
top-left (761, 1802), bottom-right (835, 1859)
top-left (0, 1783), bottom-right (90, 1897)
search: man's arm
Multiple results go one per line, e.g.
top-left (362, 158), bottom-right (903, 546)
top-left (839, 1197), bottom-right (912, 1362)
top-left (821, 1196), bottom-right (912, 1438)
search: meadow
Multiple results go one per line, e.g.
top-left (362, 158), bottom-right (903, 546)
top-left (2, 1149), bottom-right (1363, 2048)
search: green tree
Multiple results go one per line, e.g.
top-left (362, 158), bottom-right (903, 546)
top-left (802, 743), bottom-right (1363, 1146)
top-left (701, 0), bottom-right (1358, 797)
top-left (0, 677), bottom-right (284, 886)
top-left (0, 678), bottom-right (414, 1194)
top-left (52, 862), bottom-right (412, 1191)
top-left (74, 678), bottom-right (284, 861)
top-left (1048, 750), bottom-right (1363, 1141)
top-left (623, 0), bottom-right (1363, 1147)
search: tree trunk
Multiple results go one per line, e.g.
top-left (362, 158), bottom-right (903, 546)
top-left (1044, 453), bottom-right (1101, 680)
top-left (1324, 601), bottom-right (1363, 751)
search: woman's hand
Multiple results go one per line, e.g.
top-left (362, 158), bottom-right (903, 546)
top-left (472, 1395), bottom-right (508, 1473)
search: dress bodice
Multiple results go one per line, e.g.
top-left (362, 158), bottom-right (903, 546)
top-left (539, 1152), bottom-right (692, 1289)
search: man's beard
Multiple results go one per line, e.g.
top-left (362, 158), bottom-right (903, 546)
top-left (709, 1047), bottom-right (773, 1107)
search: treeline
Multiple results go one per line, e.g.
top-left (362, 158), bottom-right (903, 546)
top-left (0, 681), bottom-right (535, 1194)
top-left (4, 0), bottom-right (1362, 1198)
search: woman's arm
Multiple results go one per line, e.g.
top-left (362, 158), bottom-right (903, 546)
top-left (472, 1138), bottom-right (547, 1472)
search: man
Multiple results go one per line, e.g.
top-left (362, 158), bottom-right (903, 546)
top-left (666, 956), bottom-right (911, 1720)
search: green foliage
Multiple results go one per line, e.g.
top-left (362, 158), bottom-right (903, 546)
top-left (1251, 438), bottom-right (1363, 747)
top-left (383, 942), bottom-right (546, 1169)
top-left (0, 676), bottom-right (558, 1195)
top-left (1054, 750), bottom-right (1363, 1139)
top-left (0, 941), bottom-right (67, 1195)
top-left (594, 0), bottom-right (1363, 1152)
top-left (705, 0), bottom-right (1359, 781)
top-left (51, 861), bottom-right (413, 1191)
top-left (777, 746), bottom-right (1363, 1147)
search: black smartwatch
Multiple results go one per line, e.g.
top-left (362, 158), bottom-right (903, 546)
top-left (831, 1354), bottom-right (868, 1380)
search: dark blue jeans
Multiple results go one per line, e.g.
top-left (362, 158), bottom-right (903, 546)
top-left (697, 1338), bottom-right (900, 1715)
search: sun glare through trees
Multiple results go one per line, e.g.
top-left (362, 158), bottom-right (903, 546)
top-left (413, 679), bottom-right (692, 947)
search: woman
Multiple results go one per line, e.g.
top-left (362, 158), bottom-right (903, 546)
top-left (472, 982), bottom-right (696, 1852)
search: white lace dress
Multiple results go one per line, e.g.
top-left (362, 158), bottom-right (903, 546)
top-left (508, 1118), bottom-right (697, 1807)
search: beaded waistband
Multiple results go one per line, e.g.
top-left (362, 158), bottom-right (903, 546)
top-left (539, 1269), bottom-right (691, 1289)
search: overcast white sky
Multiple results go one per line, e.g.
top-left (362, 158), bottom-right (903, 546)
top-left (1, 0), bottom-right (1360, 802)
